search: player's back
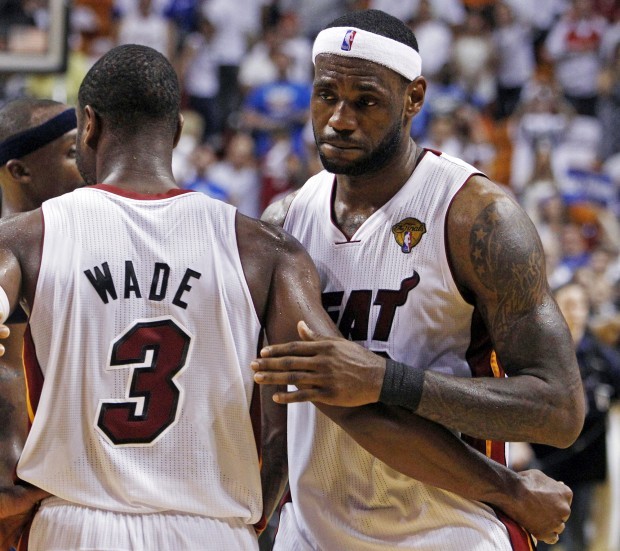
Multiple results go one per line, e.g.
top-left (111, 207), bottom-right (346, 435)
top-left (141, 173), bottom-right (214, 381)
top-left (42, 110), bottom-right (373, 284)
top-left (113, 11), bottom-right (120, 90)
top-left (18, 185), bottom-right (263, 522)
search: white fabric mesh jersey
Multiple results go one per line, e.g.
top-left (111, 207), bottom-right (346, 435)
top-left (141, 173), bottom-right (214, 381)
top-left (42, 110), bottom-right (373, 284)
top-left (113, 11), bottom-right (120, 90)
top-left (279, 151), bottom-right (534, 551)
top-left (18, 186), bottom-right (263, 530)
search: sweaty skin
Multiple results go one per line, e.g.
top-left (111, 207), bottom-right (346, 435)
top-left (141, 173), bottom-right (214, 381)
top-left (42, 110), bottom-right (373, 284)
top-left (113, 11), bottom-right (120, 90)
top-left (0, 101), bottom-right (83, 547)
top-left (254, 53), bottom-right (584, 447)
top-left (251, 51), bottom-right (585, 545)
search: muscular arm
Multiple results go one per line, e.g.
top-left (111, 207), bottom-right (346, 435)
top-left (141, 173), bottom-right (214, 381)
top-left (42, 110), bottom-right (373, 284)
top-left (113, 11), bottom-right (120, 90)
top-left (419, 177), bottom-right (585, 446)
top-left (236, 214), bottom-right (291, 526)
top-left (248, 205), bottom-right (571, 542)
top-left (260, 182), bottom-right (585, 448)
top-left (0, 212), bottom-right (49, 546)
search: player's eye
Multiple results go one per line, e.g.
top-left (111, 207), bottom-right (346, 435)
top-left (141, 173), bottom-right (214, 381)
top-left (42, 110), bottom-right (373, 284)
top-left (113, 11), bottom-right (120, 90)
top-left (357, 96), bottom-right (378, 107)
top-left (314, 88), bottom-right (336, 102)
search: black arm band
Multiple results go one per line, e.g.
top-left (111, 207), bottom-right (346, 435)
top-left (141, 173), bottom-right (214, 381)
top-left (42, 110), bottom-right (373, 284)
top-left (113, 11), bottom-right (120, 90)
top-left (379, 359), bottom-right (424, 412)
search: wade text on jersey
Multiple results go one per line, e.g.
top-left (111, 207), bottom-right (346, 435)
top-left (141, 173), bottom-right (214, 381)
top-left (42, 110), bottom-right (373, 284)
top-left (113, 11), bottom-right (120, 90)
top-left (84, 260), bottom-right (202, 309)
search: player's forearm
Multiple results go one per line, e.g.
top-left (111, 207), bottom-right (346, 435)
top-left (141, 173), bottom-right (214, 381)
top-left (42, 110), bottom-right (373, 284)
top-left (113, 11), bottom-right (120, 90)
top-left (415, 317), bottom-right (584, 447)
top-left (416, 371), bottom-right (575, 446)
top-left (260, 451), bottom-right (288, 525)
top-left (315, 402), bottom-right (521, 507)
top-left (259, 385), bottom-right (288, 524)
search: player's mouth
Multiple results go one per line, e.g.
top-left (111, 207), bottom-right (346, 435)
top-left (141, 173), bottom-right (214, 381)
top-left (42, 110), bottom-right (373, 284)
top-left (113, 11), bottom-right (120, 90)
top-left (320, 141), bottom-right (362, 153)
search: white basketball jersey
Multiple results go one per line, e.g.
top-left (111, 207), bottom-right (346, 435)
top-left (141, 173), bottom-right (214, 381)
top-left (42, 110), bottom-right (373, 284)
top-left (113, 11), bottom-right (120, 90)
top-left (18, 186), bottom-right (263, 523)
top-left (279, 151), bottom-right (533, 550)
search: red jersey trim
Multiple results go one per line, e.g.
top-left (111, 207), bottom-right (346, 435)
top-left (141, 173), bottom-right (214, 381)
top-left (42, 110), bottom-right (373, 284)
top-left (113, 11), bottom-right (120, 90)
top-left (22, 324), bottom-right (44, 425)
top-left (493, 507), bottom-right (537, 551)
top-left (87, 184), bottom-right (195, 201)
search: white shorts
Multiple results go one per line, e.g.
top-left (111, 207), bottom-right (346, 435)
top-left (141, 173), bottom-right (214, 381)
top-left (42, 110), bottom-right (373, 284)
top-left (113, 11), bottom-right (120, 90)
top-left (26, 497), bottom-right (259, 551)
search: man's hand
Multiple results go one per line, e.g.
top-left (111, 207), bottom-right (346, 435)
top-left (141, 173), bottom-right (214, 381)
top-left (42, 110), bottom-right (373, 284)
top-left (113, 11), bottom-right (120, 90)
top-left (501, 469), bottom-right (571, 545)
top-left (0, 483), bottom-right (50, 548)
top-left (0, 325), bottom-right (9, 357)
top-left (252, 321), bottom-right (385, 407)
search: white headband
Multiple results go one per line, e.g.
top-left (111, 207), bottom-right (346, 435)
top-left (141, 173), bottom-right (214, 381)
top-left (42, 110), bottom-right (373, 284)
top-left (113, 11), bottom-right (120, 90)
top-left (312, 26), bottom-right (422, 81)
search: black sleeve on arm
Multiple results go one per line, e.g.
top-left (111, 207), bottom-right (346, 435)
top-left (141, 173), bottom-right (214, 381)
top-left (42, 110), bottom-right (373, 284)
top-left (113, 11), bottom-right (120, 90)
top-left (379, 360), bottom-right (424, 412)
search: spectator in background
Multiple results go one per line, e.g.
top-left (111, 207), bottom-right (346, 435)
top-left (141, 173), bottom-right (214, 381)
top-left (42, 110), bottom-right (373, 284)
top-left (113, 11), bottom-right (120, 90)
top-left (205, 132), bottom-right (262, 218)
top-left (274, 12), bottom-right (314, 85)
top-left (559, 221), bottom-right (593, 276)
top-left (451, 7), bottom-right (495, 110)
top-left (237, 26), bottom-right (283, 95)
top-left (492, 1), bottom-right (536, 119)
top-left (366, 0), bottom-right (416, 23)
top-left (260, 129), bottom-right (306, 211)
top-left (533, 281), bottom-right (620, 551)
top-left (508, 71), bottom-right (575, 193)
top-left (454, 103), bottom-right (496, 173)
top-left (178, 142), bottom-right (226, 200)
top-left (0, 0), bottom-right (36, 50)
top-left (575, 246), bottom-right (620, 317)
top-left (112, 0), bottom-right (169, 16)
top-left (412, 61), bottom-right (469, 141)
top-left (500, 0), bottom-right (568, 62)
top-left (407, 0), bottom-right (454, 85)
top-left (400, 0), bottom-right (466, 27)
top-left (597, 41), bottom-right (620, 162)
top-left (115, 0), bottom-right (176, 59)
top-left (277, 0), bottom-right (349, 39)
top-left (544, 0), bottom-right (608, 117)
top-left (421, 111), bottom-right (463, 157)
top-left (177, 13), bottom-right (221, 142)
top-left (201, 0), bottom-right (265, 138)
top-left (240, 47), bottom-right (311, 159)
top-left (519, 137), bottom-right (561, 226)
top-left (600, 6), bottom-right (620, 61)
top-left (163, 0), bottom-right (201, 52)
top-left (171, 108), bottom-right (204, 183)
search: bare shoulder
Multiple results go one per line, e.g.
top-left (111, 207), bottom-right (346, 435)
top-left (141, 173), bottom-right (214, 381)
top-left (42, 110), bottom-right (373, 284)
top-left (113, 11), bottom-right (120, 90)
top-left (446, 174), bottom-right (550, 342)
top-left (0, 209), bottom-right (43, 310)
top-left (447, 175), bottom-right (546, 294)
top-left (0, 209), bottom-right (42, 259)
top-left (235, 210), bottom-right (317, 322)
top-left (260, 191), bottom-right (300, 228)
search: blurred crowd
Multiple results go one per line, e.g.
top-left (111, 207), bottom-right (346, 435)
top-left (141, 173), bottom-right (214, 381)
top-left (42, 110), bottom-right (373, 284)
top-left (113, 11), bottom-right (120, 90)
top-left (2, 0), bottom-right (620, 549)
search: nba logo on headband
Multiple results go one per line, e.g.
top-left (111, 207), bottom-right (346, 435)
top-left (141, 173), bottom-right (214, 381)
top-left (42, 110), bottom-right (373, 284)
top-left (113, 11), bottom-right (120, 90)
top-left (341, 29), bottom-right (356, 51)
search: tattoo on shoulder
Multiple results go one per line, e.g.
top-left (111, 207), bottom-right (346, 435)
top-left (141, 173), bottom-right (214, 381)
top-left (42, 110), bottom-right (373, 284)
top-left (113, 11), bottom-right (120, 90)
top-left (469, 202), bottom-right (546, 340)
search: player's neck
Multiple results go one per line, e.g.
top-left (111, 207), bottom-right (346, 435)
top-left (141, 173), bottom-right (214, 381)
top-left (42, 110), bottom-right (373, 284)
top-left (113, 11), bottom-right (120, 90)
top-left (332, 140), bottom-right (422, 229)
top-left (96, 148), bottom-right (179, 194)
top-left (0, 185), bottom-right (39, 217)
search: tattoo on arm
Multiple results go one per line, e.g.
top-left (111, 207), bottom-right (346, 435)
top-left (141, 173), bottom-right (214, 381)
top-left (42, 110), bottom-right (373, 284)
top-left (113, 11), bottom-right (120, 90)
top-left (469, 202), bottom-right (546, 350)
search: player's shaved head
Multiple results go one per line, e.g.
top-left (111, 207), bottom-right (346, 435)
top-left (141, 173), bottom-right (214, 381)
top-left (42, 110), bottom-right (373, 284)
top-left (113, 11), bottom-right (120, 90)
top-left (78, 44), bottom-right (181, 135)
top-left (0, 98), bottom-right (66, 142)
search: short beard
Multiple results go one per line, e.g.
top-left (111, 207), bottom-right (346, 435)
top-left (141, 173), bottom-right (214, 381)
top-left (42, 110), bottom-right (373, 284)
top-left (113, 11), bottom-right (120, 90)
top-left (315, 116), bottom-right (404, 177)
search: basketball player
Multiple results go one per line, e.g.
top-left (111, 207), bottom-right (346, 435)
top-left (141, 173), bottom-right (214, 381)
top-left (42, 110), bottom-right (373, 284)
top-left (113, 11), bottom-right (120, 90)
top-left (0, 98), bottom-right (83, 546)
top-left (0, 43), bottom-right (577, 550)
top-left (253, 9), bottom-right (585, 551)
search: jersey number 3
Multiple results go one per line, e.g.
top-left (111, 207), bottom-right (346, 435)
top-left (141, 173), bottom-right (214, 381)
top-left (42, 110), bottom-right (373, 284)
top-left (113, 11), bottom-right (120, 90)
top-left (95, 317), bottom-right (193, 446)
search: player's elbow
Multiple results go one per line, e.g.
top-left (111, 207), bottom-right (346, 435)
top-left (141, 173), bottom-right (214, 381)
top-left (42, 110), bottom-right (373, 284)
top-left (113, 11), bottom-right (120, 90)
top-left (547, 389), bottom-right (586, 448)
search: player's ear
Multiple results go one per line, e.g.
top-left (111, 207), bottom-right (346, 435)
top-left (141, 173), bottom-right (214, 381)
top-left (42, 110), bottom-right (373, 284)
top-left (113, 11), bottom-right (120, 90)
top-left (404, 76), bottom-right (426, 120)
top-left (5, 159), bottom-right (31, 183)
top-left (173, 112), bottom-right (184, 149)
top-left (82, 105), bottom-right (101, 149)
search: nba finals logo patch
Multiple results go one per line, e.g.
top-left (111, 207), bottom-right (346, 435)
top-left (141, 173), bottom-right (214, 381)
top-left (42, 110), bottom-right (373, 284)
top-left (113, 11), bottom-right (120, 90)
top-left (341, 30), bottom-right (356, 51)
top-left (392, 217), bottom-right (426, 254)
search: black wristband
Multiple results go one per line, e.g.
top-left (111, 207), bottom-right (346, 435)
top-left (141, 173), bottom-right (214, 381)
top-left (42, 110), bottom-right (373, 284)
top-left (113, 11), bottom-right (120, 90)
top-left (379, 359), bottom-right (424, 412)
